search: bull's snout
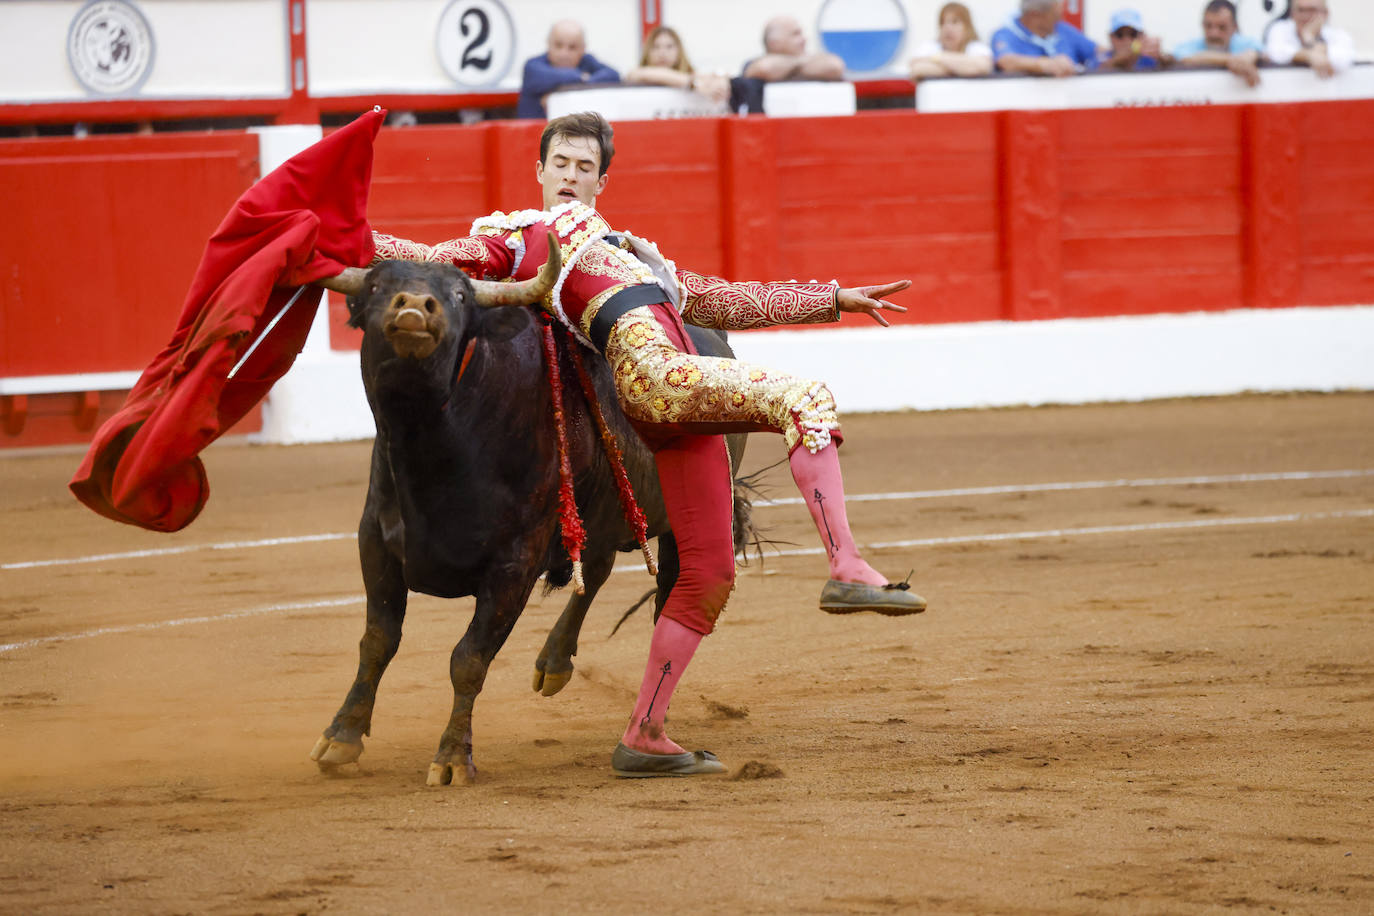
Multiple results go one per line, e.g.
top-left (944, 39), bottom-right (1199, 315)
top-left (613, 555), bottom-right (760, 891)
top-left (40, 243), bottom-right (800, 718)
top-left (383, 292), bottom-right (445, 360)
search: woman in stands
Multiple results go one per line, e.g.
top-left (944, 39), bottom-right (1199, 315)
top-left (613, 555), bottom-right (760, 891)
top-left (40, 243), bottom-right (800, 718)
top-left (624, 25), bottom-right (731, 105)
top-left (908, 2), bottom-right (994, 79)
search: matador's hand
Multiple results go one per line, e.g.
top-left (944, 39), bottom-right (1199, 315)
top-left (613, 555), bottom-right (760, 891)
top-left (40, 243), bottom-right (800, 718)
top-left (836, 280), bottom-right (911, 327)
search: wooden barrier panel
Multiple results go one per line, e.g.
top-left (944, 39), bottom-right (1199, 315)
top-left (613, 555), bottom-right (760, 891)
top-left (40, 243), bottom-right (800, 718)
top-left (1058, 105), bottom-right (1245, 318)
top-left (0, 132), bottom-right (260, 446)
top-left (1297, 103), bottom-right (1374, 307)
top-left (0, 133), bottom-right (259, 377)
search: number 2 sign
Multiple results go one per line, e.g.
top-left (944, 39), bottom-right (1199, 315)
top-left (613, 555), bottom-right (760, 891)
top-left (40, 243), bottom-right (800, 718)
top-left (436, 0), bottom-right (515, 89)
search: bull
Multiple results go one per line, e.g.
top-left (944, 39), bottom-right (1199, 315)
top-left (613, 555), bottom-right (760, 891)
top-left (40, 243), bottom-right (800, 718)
top-left (307, 237), bottom-right (747, 785)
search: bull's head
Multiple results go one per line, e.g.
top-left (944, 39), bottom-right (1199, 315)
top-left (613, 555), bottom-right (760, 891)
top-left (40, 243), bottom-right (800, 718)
top-left (316, 230), bottom-right (562, 361)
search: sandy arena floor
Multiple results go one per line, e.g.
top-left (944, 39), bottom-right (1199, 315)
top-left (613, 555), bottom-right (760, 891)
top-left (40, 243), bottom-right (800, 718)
top-left (1, 392), bottom-right (1372, 914)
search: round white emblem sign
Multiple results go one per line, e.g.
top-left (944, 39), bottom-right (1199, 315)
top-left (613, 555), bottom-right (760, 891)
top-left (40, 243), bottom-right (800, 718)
top-left (67, 0), bottom-right (155, 96)
top-left (436, 0), bottom-right (516, 89)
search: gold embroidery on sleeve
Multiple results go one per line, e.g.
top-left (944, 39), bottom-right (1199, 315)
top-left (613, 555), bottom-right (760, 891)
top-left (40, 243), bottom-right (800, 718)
top-left (678, 270), bottom-right (838, 330)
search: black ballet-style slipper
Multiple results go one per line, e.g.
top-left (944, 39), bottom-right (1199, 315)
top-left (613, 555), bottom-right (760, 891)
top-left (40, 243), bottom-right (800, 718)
top-left (820, 571), bottom-right (927, 615)
top-left (611, 742), bottom-right (728, 778)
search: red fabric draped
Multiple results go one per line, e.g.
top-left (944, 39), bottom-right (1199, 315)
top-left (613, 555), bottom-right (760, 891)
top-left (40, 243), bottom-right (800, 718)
top-left (70, 109), bottom-right (384, 532)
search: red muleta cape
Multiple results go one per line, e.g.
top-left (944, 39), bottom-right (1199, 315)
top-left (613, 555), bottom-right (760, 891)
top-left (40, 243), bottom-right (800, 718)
top-left (69, 108), bottom-right (385, 532)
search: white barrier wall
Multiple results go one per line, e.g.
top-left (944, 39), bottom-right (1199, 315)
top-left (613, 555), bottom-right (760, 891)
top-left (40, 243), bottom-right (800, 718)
top-left (729, 307), bottom-right (1374, 413)
top-left (256, 304), bottom-right (1374, 444)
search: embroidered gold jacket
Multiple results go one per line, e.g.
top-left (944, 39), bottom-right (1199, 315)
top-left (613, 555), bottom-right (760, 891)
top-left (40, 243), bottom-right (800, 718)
top-left (370, 202), bottom-right (839, 347)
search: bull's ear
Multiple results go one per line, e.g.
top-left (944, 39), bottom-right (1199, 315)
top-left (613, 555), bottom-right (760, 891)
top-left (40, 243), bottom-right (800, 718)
top-left (478, 303), bottom-right (533, 342)
top-left (344, 293), bottom-right (368, 329)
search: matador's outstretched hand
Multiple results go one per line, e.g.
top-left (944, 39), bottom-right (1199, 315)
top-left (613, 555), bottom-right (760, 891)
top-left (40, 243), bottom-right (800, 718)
top-left (836, 280), bottom-right (911, 327)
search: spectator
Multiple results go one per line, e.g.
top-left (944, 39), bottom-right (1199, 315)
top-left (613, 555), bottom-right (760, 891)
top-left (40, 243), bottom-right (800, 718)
top-left (908, 2), bottom-right (994, 79)
top-left (742, 15), bottom-right (845, 82)
top-left (624, 25), bottom-right (730, 105)
top-left (1265, 0), bottom-right (1355, 78)
top-left (991, 0), bottom-right (1100, 77)
top-left (517, 20), bottom-right (620, 119)
top-left (1099, 9), bottom-right (1171, 71)
top-left (1174, 0), bottom-right (1265, 87)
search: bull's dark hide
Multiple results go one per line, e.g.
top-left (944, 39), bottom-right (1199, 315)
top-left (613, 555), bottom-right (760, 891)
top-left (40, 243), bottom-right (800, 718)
top-left (311, 259), bottom-right (744, 785)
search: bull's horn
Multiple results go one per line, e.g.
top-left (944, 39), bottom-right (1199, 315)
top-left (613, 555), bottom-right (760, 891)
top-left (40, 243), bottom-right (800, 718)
top-left (470, 230), bottom-right (562, 308)
top-left (314, 266), bottom-right (368, 297)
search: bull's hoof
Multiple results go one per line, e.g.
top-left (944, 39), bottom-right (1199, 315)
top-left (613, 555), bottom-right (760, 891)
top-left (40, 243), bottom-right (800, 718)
top-left (532, 664), bottom-right (574, 697)
top-left (426, 760), bottom-right (477, 787)
top-left (310, 734), bottom-right (364, 768)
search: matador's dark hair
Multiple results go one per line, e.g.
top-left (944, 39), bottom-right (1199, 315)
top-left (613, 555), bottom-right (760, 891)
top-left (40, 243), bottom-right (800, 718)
top-left (539, 111), bottom-right (616, 177)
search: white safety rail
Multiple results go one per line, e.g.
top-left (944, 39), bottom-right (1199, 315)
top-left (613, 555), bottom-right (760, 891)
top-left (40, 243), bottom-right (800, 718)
top-left (917, 64), bottom-right (1374, 114)
top-left (762, 80), bottom-right (857, 117)
top-left (546, 86), bottom-right (728, 121)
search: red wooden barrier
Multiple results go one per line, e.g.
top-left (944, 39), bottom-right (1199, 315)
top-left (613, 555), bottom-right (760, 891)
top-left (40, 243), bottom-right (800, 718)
top-left (6, 100), bottom-right (1374, 448)
top-left (0, 132), bottom-right (260, 446)
top-left (0, 133), bottom-right (259, 376)
top-left (1297, 103), bottom-right (1374, 306)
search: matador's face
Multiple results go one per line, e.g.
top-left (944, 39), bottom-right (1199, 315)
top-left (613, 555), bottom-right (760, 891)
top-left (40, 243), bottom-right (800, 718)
top-left (536, 134), bottom-right (608, 210)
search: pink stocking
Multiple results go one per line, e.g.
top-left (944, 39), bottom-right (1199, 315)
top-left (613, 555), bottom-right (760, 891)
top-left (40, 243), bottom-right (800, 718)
top-left (789, 443), bottom-right (887, 586)
top-left (620, 616), bottom-right (702, 755)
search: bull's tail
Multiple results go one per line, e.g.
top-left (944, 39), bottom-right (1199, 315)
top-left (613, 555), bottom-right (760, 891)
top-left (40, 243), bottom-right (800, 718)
top-left (730, 463), bottom-right (788, 566)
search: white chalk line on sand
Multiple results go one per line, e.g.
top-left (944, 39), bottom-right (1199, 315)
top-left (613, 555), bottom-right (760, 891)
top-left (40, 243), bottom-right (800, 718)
top-left (756, 507), bottom-right (1374, 558)
top-left (3, 506), bottom-right (1371, 656)
top-left (5, 468), bottom-right (1371, 573)
top-left (0, 596), bottom-right (361, 655)
top-left (751, 468), bottom-right (1374, 508)
top-left (2, 532), bottom-right (355, 572)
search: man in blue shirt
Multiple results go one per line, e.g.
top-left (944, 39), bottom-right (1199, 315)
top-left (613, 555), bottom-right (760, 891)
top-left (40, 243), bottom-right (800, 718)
top-left (1173, 0), bottom-right (1265, 86)
top-left (517, 20), bottom-right (620, 119)
top-left (992, 0), bottom-right (1100, 77)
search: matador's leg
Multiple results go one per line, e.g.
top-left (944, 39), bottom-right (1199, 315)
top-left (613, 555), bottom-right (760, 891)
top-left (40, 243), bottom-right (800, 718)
top-left (618, 434), bottom-right (735, 764)
top-left (605, 304), bottom-right (926, 615)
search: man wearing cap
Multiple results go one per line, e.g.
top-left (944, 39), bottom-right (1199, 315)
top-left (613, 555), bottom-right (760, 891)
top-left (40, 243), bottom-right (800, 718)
top-left (1173, 0), bottom-right (1265, 87)
top-left (991, 0), bottom-right (1100, 77)
top-left (1101, 9), bottom-right (1172, 71)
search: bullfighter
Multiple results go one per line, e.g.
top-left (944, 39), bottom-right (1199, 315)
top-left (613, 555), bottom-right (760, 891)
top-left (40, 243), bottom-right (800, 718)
top-left (368, 112), bottom-right (925, 777)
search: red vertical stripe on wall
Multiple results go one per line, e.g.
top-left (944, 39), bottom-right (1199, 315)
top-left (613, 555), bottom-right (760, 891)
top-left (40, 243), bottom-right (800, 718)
top-left (1000, 110), bottom-right (1062, 320)
top-left (641, 0), bottom-right (662, 41)
top-left (1062, 0), bottom-right (1085, 31)
top-left (1243, 105), bottom-right (1302, 309)
top-left (278, 1), bottom-right (318, 125)
top-left (720, 118), bottom-right (779, 282)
